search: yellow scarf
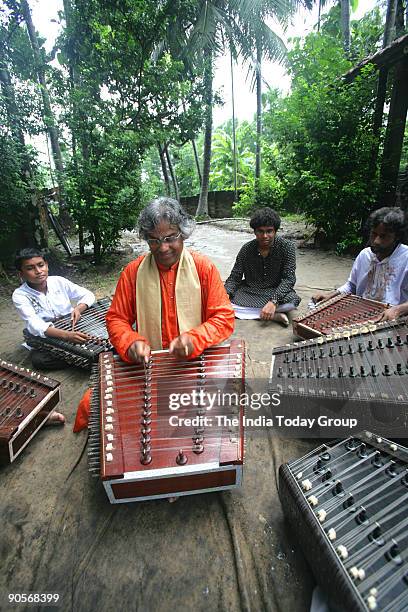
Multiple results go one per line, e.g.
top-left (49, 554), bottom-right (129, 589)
top-left (136, 248), bottom-right (202, 349)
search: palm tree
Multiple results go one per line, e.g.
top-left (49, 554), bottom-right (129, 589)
top-left (20, 0), bottom-right (65, 185)
top-left (187, 0), bottom-right (292, 217)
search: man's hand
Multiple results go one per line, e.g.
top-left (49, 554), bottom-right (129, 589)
top-left (169, 333), bottom-right (194, 359)
top-left (260, 301), bottom-right (276, 321)
top-left (71, 306), bottom-right (82, 330)
top-left (127, 340), bottom-right (151, 364)
top-left (311, 290), bottom-right (338, 304)
top-left (64, 330), bottom-right (91, 344)
top-left (377, 305), bottom-right (402, 322)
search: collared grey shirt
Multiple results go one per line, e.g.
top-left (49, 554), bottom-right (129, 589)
top-left (225, 236), bottom-right (300, 308)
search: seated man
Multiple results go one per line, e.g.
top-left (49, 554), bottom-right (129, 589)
top-left (74, 196), bottom-right (235, 431)
top-left (13, 248), bottom-right (95, 380)
top-left (224, 207), bottom-right (300, 326)
top-left (312, 207), bottom-right (408, 321)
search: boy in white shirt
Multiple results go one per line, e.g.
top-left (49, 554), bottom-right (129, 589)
top-left (13, 247), bottom-right (95, 359)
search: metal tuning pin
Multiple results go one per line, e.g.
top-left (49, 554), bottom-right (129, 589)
top-left (338, 366), bottom-right (344, 378)
top-left (360, 366), bottom-right (368, 377)
top-left (349, 366), bottom-right (357, 378)
top-left (345, 437), bottom-right (359, 451)
top-left (140, 448), bottom-right (152, 465)
top-left (386, 337), bottom-right (394, 348)
top-left (377, 338), bottom-right (384, 349)
top-left (396, 335), bottom-right (403, 346)
top-left (347, 343), bottom-right (354, 354)
top-left (367, 340), bottom-right (375, 351)
top-left (383, 364), bottom-right (391, 376)
top-left (176, 449), bottom-right (188, 465)
top-left (358, 443), bottom-right (368, 458)
top-left (338, 345), bottom-right (344, 356)
top-left (357, 342), bottom-right (365, 353)
top-left (356, 507), bottom-right (369, 525)
top-left (371, 364), bottom-right (379, 377)
top-left (372, 451), bottom-right (382, 467)
top-left (334, 481), bottom-right (344, 496)
top-left (395, 363), bottom-right (404, 376)
top-left (386, 461), bottom-right (398, 477)
top-left (386, 542), bottom-right (403, 565)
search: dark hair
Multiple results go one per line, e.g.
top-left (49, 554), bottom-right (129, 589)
top-left (15, 248), bottom-right (47, 270)
top-left (138, 197), bottom-right (195, 240)
top-left (368, 207), bottom-right (407, 242)
top-left (249, 207), bottom-right (281, 231)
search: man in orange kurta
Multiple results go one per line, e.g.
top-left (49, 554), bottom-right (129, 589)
top-left (74, 197), bottom-right (234, 432)
top-left (107, 250), bottom-right (234, 362)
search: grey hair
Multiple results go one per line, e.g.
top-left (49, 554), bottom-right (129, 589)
top-left (138, 197), bottom-right (196, 240)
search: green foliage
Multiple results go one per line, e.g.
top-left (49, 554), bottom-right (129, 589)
top-left (66, 131), bottom-right (142, 261)
top-left (210, 121), bottom-right (255, 190)
top-left (233, 174), bottom-right (284, 216)
top-left (260, 8), bottom-right (383, 248)
top-left (0, 134), bottom-right (29, 238)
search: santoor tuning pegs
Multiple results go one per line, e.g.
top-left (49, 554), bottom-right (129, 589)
top-left (176, 449), bottom-right (188, 465)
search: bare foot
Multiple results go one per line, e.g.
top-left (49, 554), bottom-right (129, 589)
top-left (273, 313), bottom-right (290, 327)
top-left (168, 496), bottom-right (178, 503)
top-left (47, 411), bottom-right (66, 426)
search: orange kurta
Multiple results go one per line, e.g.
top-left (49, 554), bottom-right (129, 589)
top-left (73, 250), bottom-right (234, 432)
top-left (106, 250), bottom-right (234, 360)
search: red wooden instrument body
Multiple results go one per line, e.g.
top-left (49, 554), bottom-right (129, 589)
top-left (0, 359), bottom-right (60, 465)
top-left (293, 295), bottom-right (387, 340)
top-left (89, 341), bottom-right (245, 503)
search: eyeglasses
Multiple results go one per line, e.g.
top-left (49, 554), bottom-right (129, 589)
top-left (255, 229), bottom-right (275, 236)
top-left (146, 232), bottom-right (182, 247)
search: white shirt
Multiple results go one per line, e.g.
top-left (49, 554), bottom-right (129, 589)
top-left (12, 276), bottom-right (95, 337)
top-left (337, 243), bottom-right (408, 305)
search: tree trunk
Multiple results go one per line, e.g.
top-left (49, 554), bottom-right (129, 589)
top-left (383, 0), bottom-right (397, 45)
top-left (157, 143), bottom-right (171, 196)
top-left (230, 49), bottom-right (238, 200)
top-left (196, 47), bottom-right (213, 218)
top-left (93, 224), bottom-right (102, 264)
top-left (368, 0), bottom-right (397, 180)
top-left (377, 59), bottom-right (408, 206)
top-left (164, 144), bottom-right (180, 201)
top-left (340, 0), bottom-right (351, 54)
top-left (21, 0), bottom-right (65, 194)
top-left (396, 0), bottom-right (405, 36)
top-left (191, 139), bottom-right (202, 187)
top-left (255, 41), bottom-right (262, 181)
